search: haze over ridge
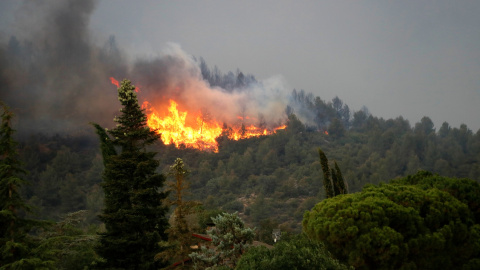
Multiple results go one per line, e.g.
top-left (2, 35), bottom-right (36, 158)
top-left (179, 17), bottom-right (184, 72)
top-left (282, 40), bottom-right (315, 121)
top-left (1, 0), bottom-right (479, 132)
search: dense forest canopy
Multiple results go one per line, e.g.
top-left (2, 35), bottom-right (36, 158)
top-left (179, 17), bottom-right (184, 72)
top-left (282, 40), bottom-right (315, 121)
top-left (10, 60), bottom-right (480, 232)
top-left (1, 60), bottom-right (479, 269)
top-left (1, 1), bottom-right (479, 268)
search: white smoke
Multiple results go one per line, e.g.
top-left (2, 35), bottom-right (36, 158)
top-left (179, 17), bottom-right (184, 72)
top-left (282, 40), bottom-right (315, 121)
top-left (131, 43), bottom-right (289, 128)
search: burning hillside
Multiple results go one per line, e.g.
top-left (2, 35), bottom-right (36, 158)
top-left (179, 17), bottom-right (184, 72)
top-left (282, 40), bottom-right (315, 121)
top-left (0, 0), bottom-right (290, 137)
top-left (110, 77), bottom-right (286, 152)
top-left (104, 43), bottom-right (290, 153)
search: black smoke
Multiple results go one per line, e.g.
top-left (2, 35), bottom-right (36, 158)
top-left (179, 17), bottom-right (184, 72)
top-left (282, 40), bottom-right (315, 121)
top-left (0, 0), bottom-right (289, 137)
top-left (0, 0), bottom-right (126, 135)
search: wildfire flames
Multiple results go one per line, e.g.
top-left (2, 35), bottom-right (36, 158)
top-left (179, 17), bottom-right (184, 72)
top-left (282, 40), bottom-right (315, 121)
top-left (110, 78), bottom-right (286, 152)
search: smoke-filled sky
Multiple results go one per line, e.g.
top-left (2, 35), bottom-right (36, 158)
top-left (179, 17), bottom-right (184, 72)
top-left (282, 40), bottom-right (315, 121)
top-left (1, 0), bottom-right (480, 132)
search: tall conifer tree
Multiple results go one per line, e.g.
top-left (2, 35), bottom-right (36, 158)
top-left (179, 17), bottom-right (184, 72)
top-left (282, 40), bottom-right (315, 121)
top-left (93, 80), bottom-right (169, 269)
top-left (156, 158), bottom-right (199, 267)
top-left (318, 148), bottom-right (347, 198)
top-left (0, 102), bottom-right (53, 268)
top-left (334, 161), bottom-right (348, 194)
top-left (318, 148), bottom-right (334, 198)
top-left (331, 168), bottom-right (341, 196)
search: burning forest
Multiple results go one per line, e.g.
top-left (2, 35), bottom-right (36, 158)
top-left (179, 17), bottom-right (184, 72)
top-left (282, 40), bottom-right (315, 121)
top-left (109, 76), bottom-right (286, 152)
top-left (0, 0), bottom-right (291, 148)
top-left (124, 43), bottom-right (290, 152)
top-left (141, 98), bottom-right (286, 152)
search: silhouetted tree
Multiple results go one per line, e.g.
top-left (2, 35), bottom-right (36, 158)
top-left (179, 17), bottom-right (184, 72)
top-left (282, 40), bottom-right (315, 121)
top-left (93, 80), bottom-right (169, 269)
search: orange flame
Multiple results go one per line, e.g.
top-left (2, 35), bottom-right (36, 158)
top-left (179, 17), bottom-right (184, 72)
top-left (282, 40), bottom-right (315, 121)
top-left (110, 77), bottom-right (140, 92)
top-left (110, 77), bottom-right (119, 88)
top-left (144, 100), bottom-right (223, 152)
top-left (110, 78), bottom-right (285, 152)
top-left (274, 125), bottom-right (287, 132)
top-left (143, 100), bottom-right (286, 152)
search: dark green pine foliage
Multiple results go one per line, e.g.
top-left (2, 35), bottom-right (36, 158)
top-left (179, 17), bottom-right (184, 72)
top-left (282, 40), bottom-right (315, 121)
top-left (93, 80), bottom-right (169, 269)
top-left (318, 148), bottom-right (334, 198)
top-left (0, 102), bottom-right (53, 269)
top-left (334, 161), bottom-right (347, 194)
top-left (303, 173), bottom-right (480, 269)
top-left (91, 123), bottom-right (117, 166)
top-left (331, 168), bottom-right (341, 196)
top-left (318, 148), bottom-right (347, 198)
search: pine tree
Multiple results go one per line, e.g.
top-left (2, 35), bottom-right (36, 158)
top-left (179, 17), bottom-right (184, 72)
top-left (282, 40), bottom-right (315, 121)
top-left (91, 123), bottom-right (116, 166)
top-left (318, 148), bottom-right (347, 198)
top-left (155, 158), bottom-right (199, 267)
top-left (331, 168), bottom-right (341, 196)
top-left (189, 212), bottom-right (255, 269)
top-left (334, 161), bottom-right (348, 194)
top-left (93, 80), bottom-right (169, 269)
top-left (35, 210), bottom-right (98, 269)
top-left (318, 148), bottom-right (334, 198)
top-left (0, 102), bottom-right (53, 269)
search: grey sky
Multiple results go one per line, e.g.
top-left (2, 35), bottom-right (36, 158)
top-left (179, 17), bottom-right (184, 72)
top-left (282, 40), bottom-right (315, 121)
top-left (89, 0), bottom-right (480, 131)
top-left (2, 0), bottom-right (480, 131)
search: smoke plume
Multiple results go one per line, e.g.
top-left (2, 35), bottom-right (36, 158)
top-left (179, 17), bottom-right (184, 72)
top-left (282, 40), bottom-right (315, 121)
top-left (131, 43), bottom-right (288, 128)
top-left (0, 0), bottom-right (289, 136)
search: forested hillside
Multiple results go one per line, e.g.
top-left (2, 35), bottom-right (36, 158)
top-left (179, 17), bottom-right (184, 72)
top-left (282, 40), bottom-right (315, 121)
top-left (2, 1), bottom-right (480, 268)
top-left (15, 84), bottom-right (480, 234)
top-left (3, 62), bottom-right (479, 268)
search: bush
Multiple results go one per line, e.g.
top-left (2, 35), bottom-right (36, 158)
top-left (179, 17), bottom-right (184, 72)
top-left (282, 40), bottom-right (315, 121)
top-left (236, 234), bottom-right (351, 270)
top-left (303, 172), bottom-right (480, 269)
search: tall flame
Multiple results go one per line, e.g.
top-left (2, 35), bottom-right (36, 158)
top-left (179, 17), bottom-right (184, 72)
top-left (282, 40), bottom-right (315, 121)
top-left (143, 100), bottom-right (223, 151)
top-left (110, 78), bottom-right (286, 152)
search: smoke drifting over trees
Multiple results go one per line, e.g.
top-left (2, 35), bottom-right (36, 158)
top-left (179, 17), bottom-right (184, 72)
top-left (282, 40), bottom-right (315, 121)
top-left (0, 0), bottom-right (290, 136)
top-left (0, 0), bottom-right (118, 134)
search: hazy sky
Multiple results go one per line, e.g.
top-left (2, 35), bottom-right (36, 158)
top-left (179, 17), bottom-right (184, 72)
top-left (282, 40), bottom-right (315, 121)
top-left (2, 0), bottom-right (480, 131)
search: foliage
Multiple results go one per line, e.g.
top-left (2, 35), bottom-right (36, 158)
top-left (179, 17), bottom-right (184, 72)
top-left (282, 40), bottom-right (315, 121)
top-left (0, 102), bottom-right (53, 269)
top-left (254, 218), bottom-right (278, 245)
top-left (333, 161), bottom-right (347, 195)
top-left (2, 60), bottom-right (480, 268)
top-left (17, 132), bottom-right (102, 221)
top-left (318, 148), bottom-right (347, 198)
top-left (318, 148), bottom-right (334, 198)
top-left (35, 210), bottom-right (99, 270)
top-left (15, 86), bottom-right (480, 234)
top-left (196, 207), bottom-right (224, 231)
top-left (93, 80), bottom-right (169, 269)
top-left (391, 170), bottom-right (480, 223)
top-left (236, 234), bottom-right (351, 270)
top-left (328, 118), bottom-right (345, 138)
top-left (189, 212), bottom-right (255, 269)
top-left (91, 123), bottom-right (116, 167)
top-left (156, 158), bottom-right (199, 268)
top-left (303, 172), bottom-right (480, 269)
